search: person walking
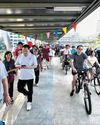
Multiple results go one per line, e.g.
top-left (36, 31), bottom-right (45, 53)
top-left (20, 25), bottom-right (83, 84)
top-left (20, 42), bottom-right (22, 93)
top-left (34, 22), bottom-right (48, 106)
top-left (32, 48), bottom-right (41, 86)
top-left (15, 44), bottom-right (37, 111)
top-left (3, 51), bottom-right (16, 103)
top-left (13, 42), bottom-right (23, 59)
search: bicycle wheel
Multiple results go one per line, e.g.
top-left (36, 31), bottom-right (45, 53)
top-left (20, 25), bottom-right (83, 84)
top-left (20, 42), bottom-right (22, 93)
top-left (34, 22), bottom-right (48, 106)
top-left (94, 75), bottom-right (100, 95)
top-left (75, 78), bottom-right (81, 93)
top-left (65, 65), bottom-right (69, 74)
top-left (62, 63), bottom-right (64, 70)
top-left (84, 84), bottom-right (92, 115)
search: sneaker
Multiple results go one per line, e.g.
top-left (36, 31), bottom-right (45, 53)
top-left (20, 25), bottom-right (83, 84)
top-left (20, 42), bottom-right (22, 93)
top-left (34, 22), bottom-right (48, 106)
top-left (70, 90), bottom-right (74, 96)
top-left (26, 102), bottom-right (32, 111)
top-left (35, 83), bottom-right (38, 87)
top-left (33, 83), bottom-right (38, 87)
top-left (34, 83), bottom-right (38, 87)
top-left (11, 98), bottom-right (14, 104)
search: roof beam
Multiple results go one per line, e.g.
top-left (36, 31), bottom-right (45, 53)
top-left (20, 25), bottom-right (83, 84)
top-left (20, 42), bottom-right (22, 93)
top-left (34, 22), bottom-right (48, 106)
top-left (15, 29), bottom-right (56, 31)
top-left (0, 20), bottom-right (74, 24)
top-left (4, 26), bottom-right (63, 30)
top-left (0, 13), bottom-right (79, 16)
top-left (0, 3), bottom-right (89, 9)
top-left (0, 15), bottom-right (77, 20)
top-left (0, 22), bottom-right (71, 26)
top-left (4, 27), bottom-right (63, 33)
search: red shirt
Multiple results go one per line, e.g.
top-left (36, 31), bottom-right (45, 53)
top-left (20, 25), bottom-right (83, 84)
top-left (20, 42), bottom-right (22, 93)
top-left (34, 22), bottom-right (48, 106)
top-left (42, 47), bottom-right (50, 61)
top-left (13, 48), bottom-right (20, 58)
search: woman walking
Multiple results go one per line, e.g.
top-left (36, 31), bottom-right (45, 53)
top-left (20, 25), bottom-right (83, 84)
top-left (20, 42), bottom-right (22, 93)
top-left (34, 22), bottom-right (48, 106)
top-left (3, 51), bottom-right (16, 103)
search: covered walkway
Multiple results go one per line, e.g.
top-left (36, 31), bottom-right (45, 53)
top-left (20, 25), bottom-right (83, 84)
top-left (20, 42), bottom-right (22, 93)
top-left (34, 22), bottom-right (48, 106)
top-left (2, 57), bottom-right (100, 125)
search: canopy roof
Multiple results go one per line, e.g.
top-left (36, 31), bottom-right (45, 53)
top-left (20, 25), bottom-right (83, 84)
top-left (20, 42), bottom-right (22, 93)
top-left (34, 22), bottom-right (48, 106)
top-left (0, 0), bottom-right (99, 40)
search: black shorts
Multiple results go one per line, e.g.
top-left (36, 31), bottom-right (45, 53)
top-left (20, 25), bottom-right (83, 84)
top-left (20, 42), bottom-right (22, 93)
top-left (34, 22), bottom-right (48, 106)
top-left (72, 68), bottom-right (88, 75)
top-left (72, 70), bottom-right (77, 75)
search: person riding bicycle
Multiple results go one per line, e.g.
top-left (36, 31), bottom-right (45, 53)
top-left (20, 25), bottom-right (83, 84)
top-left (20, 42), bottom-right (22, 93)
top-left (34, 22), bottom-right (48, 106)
top-left (70, 45), bottom-right (88, 96)
top-left (87, 50), bottom-right (100, 80)
top-left (62, 44), bottom-right (71, 69)
top-left (71, 46), bottom-right (77, 55)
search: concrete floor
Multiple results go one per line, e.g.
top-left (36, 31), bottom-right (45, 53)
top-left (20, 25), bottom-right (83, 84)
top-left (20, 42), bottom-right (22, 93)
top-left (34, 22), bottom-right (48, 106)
top-left (13, 57), bottom-right (100, 125)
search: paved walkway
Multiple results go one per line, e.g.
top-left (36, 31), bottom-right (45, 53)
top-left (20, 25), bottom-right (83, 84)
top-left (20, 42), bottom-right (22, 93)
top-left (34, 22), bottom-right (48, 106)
top-left (3, 57), bottom-right (100, 125)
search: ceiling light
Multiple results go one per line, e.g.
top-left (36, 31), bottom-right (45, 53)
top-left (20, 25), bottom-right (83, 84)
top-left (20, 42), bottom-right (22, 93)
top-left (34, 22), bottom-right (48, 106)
top-left (15, 10), bottom-right (22, 14)
top-left (8, 24), bottom-right (25, 27)
top-left (6, 9), bottom-right (12, 14)
top-left (54, 7), bottom-right (84, 11)
top-left (16, 19), bottom-right (24, 22)
top-left (26, 24), bottom-right (34, 26)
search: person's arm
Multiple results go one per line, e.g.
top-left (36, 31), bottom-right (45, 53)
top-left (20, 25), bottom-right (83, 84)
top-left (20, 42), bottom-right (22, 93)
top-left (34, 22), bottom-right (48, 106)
top-left (83, 53), bottom-right (89, 67)
top-left (87, 59), bottom-right (93, 67)
top-left (24, 65), bottom-right (37, 69)
top-left (70, 54), bottom-right (76, 71)
top-left (0, 61), bottom-right (10, 105)
top-left (7, 68), bottom-right (17, 73)
top-left (15, 55), bottom-right (22, 69)
top-left (32, 55), bottom-right (38, 68)
top-left (2, 77), bottom-right (10, 105)
top-left (70, 59), bottom-right (77, 72)
top-left (29, 55), bottom-right (38, 69)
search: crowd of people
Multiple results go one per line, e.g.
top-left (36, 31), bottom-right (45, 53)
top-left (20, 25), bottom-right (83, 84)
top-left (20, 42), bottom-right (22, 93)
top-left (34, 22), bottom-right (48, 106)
top-left (0, 42), bottom-right (55, 111)
top-left (59, 44), bottom-right (100, 96)
top-left (0, 42), bottom-right (100, 113)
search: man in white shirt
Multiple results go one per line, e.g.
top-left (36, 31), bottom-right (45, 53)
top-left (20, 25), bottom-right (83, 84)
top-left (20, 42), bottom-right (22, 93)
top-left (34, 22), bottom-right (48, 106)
top-left (0, 60), bottom-right (10, 106)
top-left (15, 44), bottom-right (37, 111)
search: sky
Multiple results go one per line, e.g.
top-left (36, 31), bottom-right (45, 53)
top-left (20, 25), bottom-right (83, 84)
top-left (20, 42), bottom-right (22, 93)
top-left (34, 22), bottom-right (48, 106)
top-left (67, 6), bottom-right (100, 37)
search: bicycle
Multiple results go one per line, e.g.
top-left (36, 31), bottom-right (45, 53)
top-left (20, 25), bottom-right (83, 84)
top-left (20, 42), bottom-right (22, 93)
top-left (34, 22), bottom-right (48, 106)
top-left (92, 67), bottom-right (100, 95)
top-left (75, 69), bottom-right (92, 115)
top-left (62, 57), bottom-right (70, 74)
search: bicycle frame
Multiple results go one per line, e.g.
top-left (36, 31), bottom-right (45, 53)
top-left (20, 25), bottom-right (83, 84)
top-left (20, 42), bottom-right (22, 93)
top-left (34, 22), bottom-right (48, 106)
top-left (76, 70), bottom-right (92, 115)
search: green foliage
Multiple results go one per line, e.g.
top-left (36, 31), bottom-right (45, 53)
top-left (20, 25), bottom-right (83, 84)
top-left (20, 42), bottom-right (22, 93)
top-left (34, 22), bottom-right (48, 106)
top-left (97, 33), bottom-right (100, 40)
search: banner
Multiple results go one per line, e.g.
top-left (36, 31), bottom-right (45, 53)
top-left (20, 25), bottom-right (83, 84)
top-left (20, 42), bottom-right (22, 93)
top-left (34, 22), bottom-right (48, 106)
top-left (46, 32), bottom-right (50, 39)
top-left (29, 35), bottom-right (33, 40)
top-left (54, 30), bottom-right (58, 38)
top-left (34, 33), bottom-right (38, 40)
top-left (18, 34), bottom-right (21, 38)
top-left (72, 23), bottom-right (77, 31)
top-left (40, 33), bottom-right (44, 41)
top-left (62, 27), bottom-right (67, 34)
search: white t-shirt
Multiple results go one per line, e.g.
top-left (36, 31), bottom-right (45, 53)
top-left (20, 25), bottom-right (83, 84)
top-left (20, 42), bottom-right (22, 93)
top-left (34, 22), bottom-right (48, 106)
top-left (87, 56), bottom-right (98, 68)
top-left (49, 49), bottom-right (55, 57)
top-left (0, 61), bottom-right (7, 100)
top-left (15, 52), bottom-right (37, 80)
